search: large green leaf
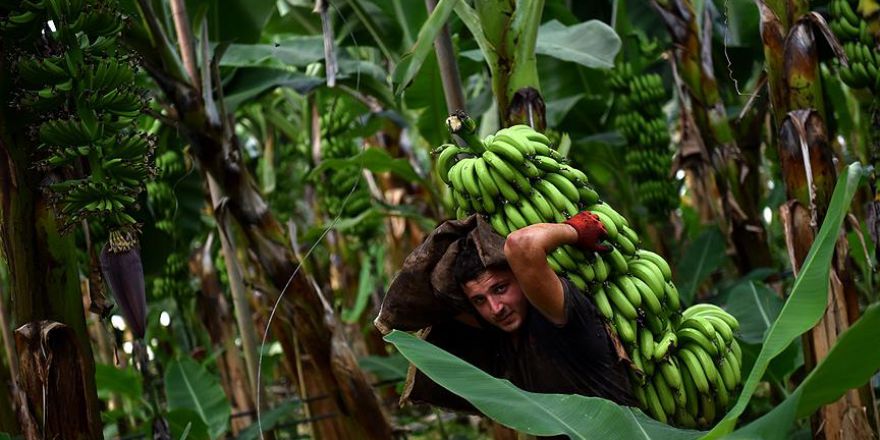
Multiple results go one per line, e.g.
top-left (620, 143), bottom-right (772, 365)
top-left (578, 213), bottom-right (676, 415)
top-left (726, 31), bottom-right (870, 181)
top-left (167, 408), bottom-right (211, 440)
top-left (728, 302), bottom-right (880, 439)
top-left (675, 227), bottom-right (727, 305)
top-left (724, 281), bottom-right (784, 344)
top-left (392, 0), bottom-right (459, 93)
top-left (165, 357), bottom-right (231, 439)
top-left (219, 37), bottom-right (325, 68)
top-left (95, 363), bottom-right (142, 401)
top-left (706, 162), bottom-right (866, 438)
top-left (385, 330), bottom-right (702, 439)
top-left (535, 20), bottom-right (621, 69)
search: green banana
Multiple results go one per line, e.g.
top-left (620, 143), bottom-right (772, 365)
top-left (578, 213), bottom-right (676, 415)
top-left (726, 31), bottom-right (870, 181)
top-left (637, 250), bottom-right (672, 281)
top-left (664, 282), bottom-right (680, 310)
top-left (606, 281), bottom-right (638, 320)
top-left (631, 275), bottom-right (662, 315)
top-left (688, 343), bottom-right (720, 385)
top-left (615, 234), bottom-right (637, 255)
top-left (677, 328), bottom-right (719, 357)
top-left (613, 313), bottom-right (636, 344)
top-left (534, 179), bottom-right (577, 216)
top-left (528, 189), bottom-right (556, 220)
top-left (489, 213), bottom-right (510, 236)
top-left (592, 254), bottom-right (609, 282)
top-left (629, 259), bottom-right (665, 295)
top-left (680, 359), bottom-right (700, 416)
top-left (486, 138), bottom-right (525, 164)
top-left (703, 315), bottom-right (734, 343)
top-left (489, 167), bottom-right (521, 202)
top-left (678, 348), bottom-right (710, 395)
top-left (592, 285), bottom-right (614, 320)
top-left (503, 203), bottom-right (528, 230)
top-left (718, 353), bottom-right (737, 392)
top-left (532, 155), bottom-right (562, 172)
top-left (544, 172), bottom-right (580, 202)
top-left (653, 331), bottom-right (677, 360)
top-left (591, 211), bottom-right (620, 239)
top-left (644, 381), bottom-right (668, 424)
top-left (659, 357), bottom-right (684, 392)
top-left (459, 159), bottom-right (482, 199)
top-left (653, 370), bottom-right (678, 416)
top-left (614, 275), bottom-right (642, 308)
top-left (639, 328), bottom-right (655, 360)
top-left (473, 157), bottom-right (500, 197)
top-left (607, 247), bottom-right (628, 273)
top-left (518, 197), bottom-right (546, 223)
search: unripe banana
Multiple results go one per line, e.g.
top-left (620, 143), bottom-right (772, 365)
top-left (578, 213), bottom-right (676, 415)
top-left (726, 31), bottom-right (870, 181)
top-left (606, 281), bottom-right (638, 320)
top-left (592, 285), bottom-right (615, 320)
top-left (677, 347), bottom-right (710, 395)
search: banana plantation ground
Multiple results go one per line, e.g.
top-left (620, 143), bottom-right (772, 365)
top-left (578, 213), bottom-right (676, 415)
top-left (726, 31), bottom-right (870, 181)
top-left (1, 0), bottom-right (880, 439)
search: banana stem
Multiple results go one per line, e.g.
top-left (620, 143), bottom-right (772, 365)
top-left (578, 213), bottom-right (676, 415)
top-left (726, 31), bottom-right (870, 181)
top-left (445, 110), bottom-right (485, 153)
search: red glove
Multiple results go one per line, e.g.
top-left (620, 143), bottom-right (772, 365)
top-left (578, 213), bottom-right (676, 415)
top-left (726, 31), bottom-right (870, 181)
top-left (563, 211), bottom-right (611, 252)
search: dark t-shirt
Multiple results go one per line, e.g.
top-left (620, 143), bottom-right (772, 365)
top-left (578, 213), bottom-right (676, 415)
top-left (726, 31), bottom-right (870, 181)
top-left (494, 277), bottom-right (637, 406)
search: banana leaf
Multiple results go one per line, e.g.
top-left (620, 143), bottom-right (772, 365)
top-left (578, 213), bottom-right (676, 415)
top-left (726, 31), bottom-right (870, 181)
top-left (385, 330), bottom-right (703, 439)
top-left (727, 302), bottom-right (880, 439)
top-left (392, 0), bottom-right (459, 93)
top-left (165, 357), bottom-right (231, 439)
top-left (705, 162), bottom-right (866, 438)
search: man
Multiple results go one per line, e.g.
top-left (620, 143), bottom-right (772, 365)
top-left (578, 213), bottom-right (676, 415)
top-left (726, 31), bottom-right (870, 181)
top-left (374, 211), bottom-right (635, 412)
top-left (450, 212), bottom-right (635, 404)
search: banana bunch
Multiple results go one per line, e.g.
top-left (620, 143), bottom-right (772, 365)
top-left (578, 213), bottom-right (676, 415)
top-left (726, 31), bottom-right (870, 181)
top-left (608, 63), bottom-right (679, 220)
top-left (151, 251), bottom-right (191, 300)
top-left (146, 149), bottom-right (187, 235)
top-left (313, 108), bottom-right (382, 244)
top-left (438, 119), bottom-right (741, 427)
top-left (634, 304), bottom-right (742, 428)
top-left (3, 0), bottom-right (154, 231)
top-left (829, 0), bottom-right (880, 91)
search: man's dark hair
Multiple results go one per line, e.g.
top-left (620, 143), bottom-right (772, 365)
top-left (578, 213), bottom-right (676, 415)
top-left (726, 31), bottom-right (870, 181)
top-left (452, 238), bottom-right (487, 287)
top-left (452, 238), bottom-right (511, 287)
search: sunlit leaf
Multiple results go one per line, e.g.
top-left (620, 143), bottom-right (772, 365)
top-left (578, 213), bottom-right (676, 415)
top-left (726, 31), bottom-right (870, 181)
top-left (706, 162), bottom-right (866, 438)
top-left (535, 20), bottom-right (621, 69)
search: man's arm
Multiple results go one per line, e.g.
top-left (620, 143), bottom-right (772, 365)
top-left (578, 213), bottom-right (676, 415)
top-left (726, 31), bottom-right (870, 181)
top-left (503, 223), bottom-right (578, 325)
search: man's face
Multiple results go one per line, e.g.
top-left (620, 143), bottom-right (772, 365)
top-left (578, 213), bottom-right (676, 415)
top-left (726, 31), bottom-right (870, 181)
top-left (462, 268), bottom-right (528, 332)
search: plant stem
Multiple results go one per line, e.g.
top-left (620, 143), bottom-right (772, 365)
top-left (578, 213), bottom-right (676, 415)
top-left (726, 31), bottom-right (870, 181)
top-left (426, 0), bottom-right (466, 113)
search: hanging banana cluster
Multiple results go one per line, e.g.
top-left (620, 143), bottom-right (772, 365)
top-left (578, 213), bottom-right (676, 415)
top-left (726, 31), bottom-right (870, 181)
top-left (146, 149), bottom-right (190, 299)
top-left (437, 121), bottom-right (741, 428)
top-left (2, 0), bottom-right (155, 231)
top-left (313, 110), bottom-right (382, 244)
top-left (608, 63), bottom-right (679, 219)
top-left (829, 0), bottom-right (880, 91)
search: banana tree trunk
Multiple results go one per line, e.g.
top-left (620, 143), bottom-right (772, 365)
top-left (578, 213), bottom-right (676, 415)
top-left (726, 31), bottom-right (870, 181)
top-left (758, 2), bottom-right (877, 436)
top-left (0, 45), bottom-right (101, 440)
top-left (653, 0), bottom-right (773, 275)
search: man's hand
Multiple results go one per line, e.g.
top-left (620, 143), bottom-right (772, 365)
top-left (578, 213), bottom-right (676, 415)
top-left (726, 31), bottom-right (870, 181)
top-left (563, 211), bottom-right (611, 252)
